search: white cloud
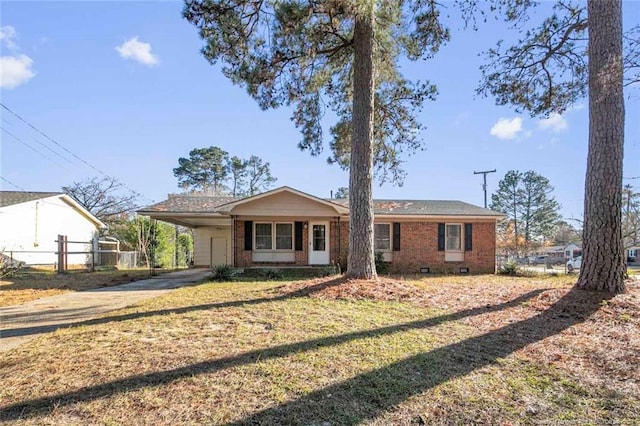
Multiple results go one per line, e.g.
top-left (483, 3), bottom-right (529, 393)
top-left (0, 54), bottom-right (35, 89)
top-left (537, 113), bottom-right (568, 133)
top-left (0, 26), bottom-right (17, 50)
top-left (115, 37), bottom-right (158, 66)
top-left (490, 117), bottom-right (523, 140)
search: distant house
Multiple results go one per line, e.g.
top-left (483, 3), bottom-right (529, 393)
top-left (139, 186), bottom-right (504, 274)
top-left (0, 191), bottom-right (106, 266)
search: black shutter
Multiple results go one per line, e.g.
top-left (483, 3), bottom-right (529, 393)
top-left (437, 223), bottom-right (445, 251)
top-left (295, 221), bottom-right (303, 251)
top-left (244, 221), bottom-right (253, 251)
top-left (465, 223), bottom-right (473, 251)
top-left (393, 222), bottom-right (401, 251)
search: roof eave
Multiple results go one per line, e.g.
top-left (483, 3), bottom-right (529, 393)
top-left (59, 194), bottom-right (107, 228)
top-left (215, 186), bottom-right (349, 215)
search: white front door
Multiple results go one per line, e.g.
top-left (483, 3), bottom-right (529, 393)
top-left (210, 237), bottom-right (227, 266)
top-left (308, 221), bottom-right (329, 265)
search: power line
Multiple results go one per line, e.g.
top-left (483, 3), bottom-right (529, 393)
top-left (2, 117), bottom-right (73, 165)
top-left (0, 176), bottom-right (28, 191)
top-left (4, 114), bottom-right (78, 164)
top-left (0, 103), bottom-right (153, 204)
top-left (28, 133), bottom-right (78, 165)
top-left (1, 103), bottom-right (112, 178)
top-left (1, 127), bottom-right (67, 169)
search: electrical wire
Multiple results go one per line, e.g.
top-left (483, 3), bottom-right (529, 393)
top-left (1, 127), bottom-right (67, 168)
top-left (1, 103), bottom-right (153, 204)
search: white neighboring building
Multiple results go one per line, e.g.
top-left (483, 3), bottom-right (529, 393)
top-left (0, 191), bottom-right (106, 266)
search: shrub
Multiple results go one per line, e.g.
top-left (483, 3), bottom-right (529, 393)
top-left (260, 268), bottom-right (284, 280)
top-left (498, 261), bottom-right (541, 277)
top-left (375, 252), bottom-right (390, 274)
top-left (0, 252), bottom-right (24, 278)
top-left (498, 260), bottom-right (519, 276)
top-left (211, 264), bottom-right (235, 282)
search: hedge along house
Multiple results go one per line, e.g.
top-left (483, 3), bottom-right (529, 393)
top-left (138, 186), bottom-right (504, 274)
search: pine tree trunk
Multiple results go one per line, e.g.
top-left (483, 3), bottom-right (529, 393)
top-left (346, 3), bottom-right (377, 280)
top-left (577, 0), bottom-right (626, 292)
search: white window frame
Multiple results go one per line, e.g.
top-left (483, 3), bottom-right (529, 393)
top-left (444, 223), bottom-right (464, 262)
top-left (275, 222), bottom-right (293, 250)
top-left (445, 223), bottom-right (463, 252)
top-left (254, 222), bottom-right (273, 250)
top-left (254, 222), bottom-right (294, 252)
top-left (374, 223), bottom-right (392, 252)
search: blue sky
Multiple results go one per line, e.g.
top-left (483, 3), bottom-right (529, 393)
top-left (1, 1), bottom-right (638, 222)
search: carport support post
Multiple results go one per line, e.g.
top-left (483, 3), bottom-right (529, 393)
top-left (174, 224), bottom-right (179, 269)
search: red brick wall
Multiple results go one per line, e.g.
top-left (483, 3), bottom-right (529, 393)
top-left (234, 220), bottom-right (251, 267)
top-left (233, 219), bottom-right (496, 273)
top-left (387, 221), bottom-right (496, 274)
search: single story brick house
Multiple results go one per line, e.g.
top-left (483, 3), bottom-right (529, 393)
top-left (138, 186), bottom-right (504, 274)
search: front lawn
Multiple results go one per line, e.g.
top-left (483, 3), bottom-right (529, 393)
top-left (1, 274), bottom-right (638, 424)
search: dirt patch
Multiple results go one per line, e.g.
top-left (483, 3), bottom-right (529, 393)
top-left (281, 276), bottom-right (425, 302)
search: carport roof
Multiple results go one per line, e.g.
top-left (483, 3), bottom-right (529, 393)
top-left (138, 194), bottom-right (239, 213)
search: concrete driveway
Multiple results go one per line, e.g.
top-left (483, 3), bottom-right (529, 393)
top-left (0, 268), bottom-right (211, 352)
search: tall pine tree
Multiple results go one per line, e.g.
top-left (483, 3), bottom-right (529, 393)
top-left (183, 0), bottom-right (449, 278)
top-left (477, 0), bottom-right (638, 292)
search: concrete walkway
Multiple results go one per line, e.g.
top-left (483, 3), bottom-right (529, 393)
top-left (0, 268), bottom-right (212, 352)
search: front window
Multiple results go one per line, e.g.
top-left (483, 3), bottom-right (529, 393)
top-left (276, 223), bottom-right (293, 250)
top-left (446, 224), bottom-right (461, 251)
top-left (375, 224), bottom-right (391, 251)
top-left (255, 223), bottom-right (272, 250)
top-left (255, 222), bottom-right (294, 250)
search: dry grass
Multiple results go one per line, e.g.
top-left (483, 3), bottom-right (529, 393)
top-left (0, 268), bottom-right (165, 306)
top-left (1, 274), bottom-right (638, 425)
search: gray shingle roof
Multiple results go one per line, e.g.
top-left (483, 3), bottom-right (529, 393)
top-left (138, 194), bottom-right (239, 213)
top-left (329, 198), bottom-right (503, 216)
top-left (0, 191), bottom-right (62, 208)
top-left (139, 193), bottom-right (503, 217)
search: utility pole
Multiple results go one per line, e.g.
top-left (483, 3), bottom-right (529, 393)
top-left (474, 169), bottom-right (496, 208)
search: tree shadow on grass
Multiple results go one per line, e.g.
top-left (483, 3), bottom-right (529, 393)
top-left (1, 278), bottom-right (346, 339)
top-left (230, 288), bottom-right (612, 425)
top-left (0, 288), bottom-right (550, 421)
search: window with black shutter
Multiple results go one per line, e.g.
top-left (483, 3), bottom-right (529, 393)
top-left (295, 221), bottom-right (303, 251)
top-left (244, 221), bottom-right (253, 250)
top-left (437, 223), bottom-right (445, 251)
top-left (465, 223), bottom-right (473, 251)
top-left (393, 223), bottom-right (401, 251)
